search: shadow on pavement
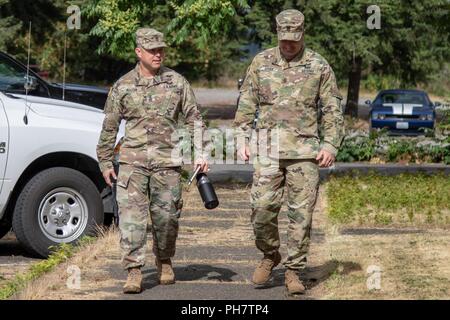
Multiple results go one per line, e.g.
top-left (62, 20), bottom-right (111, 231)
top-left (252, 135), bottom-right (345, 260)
top-left (142, 264), bottom-right (238, 290)
top-left (0, 238), bottom-right (37, 259)
top-left (255, 260), bottom-right (362, 291)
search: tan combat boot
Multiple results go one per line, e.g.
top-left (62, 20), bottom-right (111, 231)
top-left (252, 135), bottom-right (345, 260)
top-left (123, 267), bottom-right (143, 294)
top-left (155, 258), bottom-right (175, 285)
top-left (285, 269), bottom-right (306, 295)
top-left (252, 251), bottom-right (282, 285)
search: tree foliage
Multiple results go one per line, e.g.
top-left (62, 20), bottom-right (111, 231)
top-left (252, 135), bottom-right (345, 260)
top-left (0, 0), bottom-right (448, 96)
top-left (243, 0), bottom-right (450, 115)
top-left (84, 0), bottom-right (249, 81)
top-left (0, 0), bottom-right (22, 51)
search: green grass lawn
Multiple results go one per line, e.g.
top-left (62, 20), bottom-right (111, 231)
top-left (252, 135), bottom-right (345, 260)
top-left (326, 173), bottom-right (450, 227)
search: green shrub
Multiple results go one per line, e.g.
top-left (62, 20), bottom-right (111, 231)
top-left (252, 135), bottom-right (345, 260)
top-left (337, 130), bottom-right (450, 164)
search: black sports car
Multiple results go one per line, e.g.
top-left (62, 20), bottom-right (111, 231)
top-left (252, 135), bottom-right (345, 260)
top-left (0, 51), bottom-right (108, 109)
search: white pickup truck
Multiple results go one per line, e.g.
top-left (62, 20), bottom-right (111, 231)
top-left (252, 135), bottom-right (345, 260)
top-left (0, 91), bottom-right (121, 257)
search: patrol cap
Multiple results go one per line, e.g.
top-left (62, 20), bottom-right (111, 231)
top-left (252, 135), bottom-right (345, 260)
top-left (136, 28), bottom-right (167, 50)
top-left (276, 9), bottom-right (305, 41)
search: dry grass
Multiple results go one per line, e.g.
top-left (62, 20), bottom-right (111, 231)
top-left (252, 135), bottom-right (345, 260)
top-left (14, 228), bottom-right (120, 300)
top-left (321, 230), bottom-right (450, 299)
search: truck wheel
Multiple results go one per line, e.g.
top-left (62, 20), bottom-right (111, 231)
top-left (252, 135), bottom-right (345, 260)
top-left (12, 167), bottom-right (103, 258)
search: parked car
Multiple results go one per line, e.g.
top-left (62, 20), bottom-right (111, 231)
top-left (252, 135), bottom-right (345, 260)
top-left (0, 91), bottom-right (123, 257)
top-left (367, 89), bottom-right (440, 135)
top-left (0, 51), bottom-right (109, 110)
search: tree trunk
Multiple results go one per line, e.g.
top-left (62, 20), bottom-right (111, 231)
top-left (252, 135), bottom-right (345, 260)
top-left (345, 56), bottom-right (363, 118)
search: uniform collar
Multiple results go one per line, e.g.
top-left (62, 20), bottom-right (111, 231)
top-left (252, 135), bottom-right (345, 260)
top-left (134, 63), bottom-right (171, 87)
top-left (273, 46), bottom-right (311, 69)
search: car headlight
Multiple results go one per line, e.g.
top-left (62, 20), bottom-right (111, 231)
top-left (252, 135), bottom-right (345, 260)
top-left (419, 114), bottom-right (433, 121)
top-left (372, 113), bottom-right (385, 120)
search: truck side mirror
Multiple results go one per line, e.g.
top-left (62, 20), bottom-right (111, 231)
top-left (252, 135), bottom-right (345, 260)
top-left (434, 101), bottom-right (442, 108)
top-left (24, 75), bottom-right (39, 92)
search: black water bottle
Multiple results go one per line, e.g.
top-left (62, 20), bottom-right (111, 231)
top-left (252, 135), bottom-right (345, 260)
top-left (196, 173), bottom-right (219, 209)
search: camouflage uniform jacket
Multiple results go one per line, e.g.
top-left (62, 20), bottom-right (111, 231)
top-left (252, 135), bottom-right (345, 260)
top-left (97, 64), bottom-right (205, 172)
top-left (234, 46), bottom-right (345, 159)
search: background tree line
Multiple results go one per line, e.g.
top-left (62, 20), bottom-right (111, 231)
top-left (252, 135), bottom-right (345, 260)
top-left (0, 0), bottom-right (449, 116)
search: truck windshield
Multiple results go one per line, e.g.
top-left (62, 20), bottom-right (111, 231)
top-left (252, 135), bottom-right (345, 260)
top-left (0, 56), bottom-right (27, 93)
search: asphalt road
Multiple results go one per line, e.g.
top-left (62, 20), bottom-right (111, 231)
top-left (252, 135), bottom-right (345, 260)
top-left (194, 88), bottom-right (448, 121)
top-left (206, 163), bottom-right (450, 184)
top-left (194, 88), bottom-right (375, 120)
top-left (0, 232), bottom-right (39, 288)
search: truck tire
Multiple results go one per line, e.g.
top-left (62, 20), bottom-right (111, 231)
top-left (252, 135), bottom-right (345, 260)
top-left (12, 167), bottom-right (103, 258)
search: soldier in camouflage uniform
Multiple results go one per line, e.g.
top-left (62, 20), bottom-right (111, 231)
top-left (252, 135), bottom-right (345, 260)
top-left (233, 9), bottom-right (344, 295)
top-left (97, 28), bottom-right (208, 294)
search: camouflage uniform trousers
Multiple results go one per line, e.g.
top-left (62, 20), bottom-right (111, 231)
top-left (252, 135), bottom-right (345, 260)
top-left (250, 156), bottom-right (320, 270)
top-left (116, 164), bottom-right (183, 270)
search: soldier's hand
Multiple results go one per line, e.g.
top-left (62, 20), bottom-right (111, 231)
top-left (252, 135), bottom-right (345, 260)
top-left (238, 145), bottom-right (250, 161)
top-left (103, 168), bottom-right (117, 187)
top-left (195, 158), bottom-right (209, 173)
top-left (316, 149), bottom-right (335, 167)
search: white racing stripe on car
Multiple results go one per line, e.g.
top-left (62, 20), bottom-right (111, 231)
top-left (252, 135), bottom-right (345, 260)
top-left (383, 103), bottom-right (403, 115)
top-left (382, 103), bottom-right (422, 115)
top-left (403, 104), bottom-right (422, 115)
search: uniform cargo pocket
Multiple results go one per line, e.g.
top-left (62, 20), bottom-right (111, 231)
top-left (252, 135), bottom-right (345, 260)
top-left (116, 165), bottom-right (134, 189)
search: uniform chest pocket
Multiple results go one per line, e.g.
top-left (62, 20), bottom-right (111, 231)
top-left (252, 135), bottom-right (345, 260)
top-left (142, 92), bottom-right (167, 113)
top-left (258, 82), bottom-right (275, 104)
top-left (151, 86), bottom-right (181, 119)
top-left (121, 92), bottom-right (145, 119)
top-left (257, 68), bottom-right (280, 105)
top-left (296, 70), bottom-right (320, 107)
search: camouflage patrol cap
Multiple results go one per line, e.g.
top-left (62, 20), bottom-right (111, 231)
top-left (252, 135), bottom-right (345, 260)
top-left (276, 9), bottom-right (305, 41)
top-left (136, 28), bottom-right (167, 50)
